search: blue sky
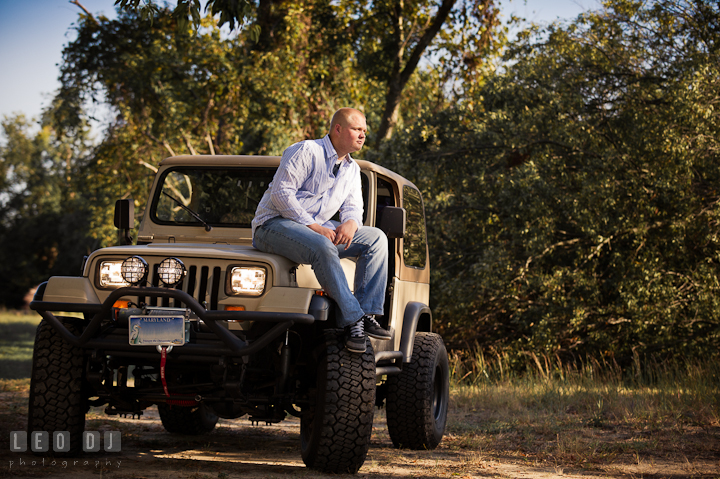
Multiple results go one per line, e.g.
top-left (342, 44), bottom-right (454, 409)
top-left (0, 0), bottom-right (601, 127)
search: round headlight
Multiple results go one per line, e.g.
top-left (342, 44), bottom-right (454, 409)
top-left (121, 256), bottom-right (148, 285)
top-left (158, 257), bottom-right (186, 286)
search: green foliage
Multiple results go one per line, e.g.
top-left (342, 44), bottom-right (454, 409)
top-left (114, 0), bottom-right (255, 33)
top-left (114, 0), bottom-right (506, 143)
top-left (0, 114), bottom-right (98, 308)
top-left (374, 0), bottom-right (720, 365)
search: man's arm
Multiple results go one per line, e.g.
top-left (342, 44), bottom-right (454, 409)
top-left (269, 144), bottom-right (317, 226)
top-left (271, 143), bottom-right (340, 242)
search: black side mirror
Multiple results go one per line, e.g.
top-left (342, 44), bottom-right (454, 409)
top-left (378, 206), bottom-right (406, 239)
top-left (114, 199), bottom-right (134, 245)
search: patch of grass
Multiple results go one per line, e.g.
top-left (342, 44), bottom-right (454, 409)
top-left (0, 311), bottom-right (41, 379)
top-left (0, 378), bottom-right (30, 393)
top-left (447, 350), bottom-right (720, 471)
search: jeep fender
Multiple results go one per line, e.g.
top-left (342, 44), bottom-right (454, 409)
top-left (399, 302), bottom-right (432, 363)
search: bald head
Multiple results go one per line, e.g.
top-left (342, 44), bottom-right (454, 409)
top-left (329, 108), bottom-right (367, 160)
top-left (330, 108), bottom-right (365, 130)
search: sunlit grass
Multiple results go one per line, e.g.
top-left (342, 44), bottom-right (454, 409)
top-left (446, 350), bottom-right (720, 469)
top-left (1, 312), bottom-right (718, 473)
top-left (0, 377), bottom-right (30, 392)
top-left (0, 310), bottom-right (42, 324)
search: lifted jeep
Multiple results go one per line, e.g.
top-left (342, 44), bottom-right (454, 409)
top-left (29, 155), bottom-right (449, 473)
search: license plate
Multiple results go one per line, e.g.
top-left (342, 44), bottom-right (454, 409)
top-left (129, 316), bottom-right (185, 346)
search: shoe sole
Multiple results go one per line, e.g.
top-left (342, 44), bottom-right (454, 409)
top-left (345, 339), bottom-right (366, 353)
top-left (366, 331), bottom-right (392, 340)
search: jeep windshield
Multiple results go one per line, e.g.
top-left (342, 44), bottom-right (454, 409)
top-left (151, 167), bottom-right (276, 228)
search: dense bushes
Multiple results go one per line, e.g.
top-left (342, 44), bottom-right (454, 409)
top-left (373, 0), bottom-right (720, 365)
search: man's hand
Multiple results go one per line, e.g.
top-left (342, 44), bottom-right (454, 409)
top-left (307, 223), bottom-right (336, 242)
top-left (333, 220), bottom-right (358, 250)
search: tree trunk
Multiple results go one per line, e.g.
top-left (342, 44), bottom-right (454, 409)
top-left (375, 0), bottom-right (457, 145)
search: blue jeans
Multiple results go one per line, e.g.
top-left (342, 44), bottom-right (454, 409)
top-left (253, 217), bottom-right (388, 328)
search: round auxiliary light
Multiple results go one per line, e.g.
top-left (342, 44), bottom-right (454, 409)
top-left (121, 256), bottom-right (148, 285)
top-left (158, 257), bottom-right (186, 286)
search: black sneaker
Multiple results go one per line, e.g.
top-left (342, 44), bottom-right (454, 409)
top-left (344, 318), bottom-right (366, 353)
top-left (363, 315), bottom-right (391, 340)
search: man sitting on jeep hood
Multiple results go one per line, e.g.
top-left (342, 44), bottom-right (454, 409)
top-left (251, 108), bottom-right (391, 353)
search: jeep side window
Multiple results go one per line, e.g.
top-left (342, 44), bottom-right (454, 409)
top-left (376, 175), bottom-right (396, 227)
top-left (402, 186), bottom-right (427, 269)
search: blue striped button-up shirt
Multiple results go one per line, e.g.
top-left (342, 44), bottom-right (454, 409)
top-left (251, 135), bottom-right (364, 239)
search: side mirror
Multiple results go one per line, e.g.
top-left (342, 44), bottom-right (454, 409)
top-left (378, 206), bottom-right (406, 239)
top-left (114, 199), bottom-right (134, 245)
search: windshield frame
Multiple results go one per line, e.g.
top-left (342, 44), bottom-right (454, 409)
top-left (149, 166), bottom-right (277, 229)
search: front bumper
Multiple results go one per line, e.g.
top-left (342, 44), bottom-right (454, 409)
top-left (31, 284), bottom-right (324, 361)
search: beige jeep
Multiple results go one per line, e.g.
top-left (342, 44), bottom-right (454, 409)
top-left (29, 155), bottom-right (449, 474)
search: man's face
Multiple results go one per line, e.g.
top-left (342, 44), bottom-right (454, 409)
top-left (335, 114), bottom-right (367, 155)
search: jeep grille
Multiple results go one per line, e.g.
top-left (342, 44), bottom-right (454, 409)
top-left (136, 261), bottom-right (223, 310)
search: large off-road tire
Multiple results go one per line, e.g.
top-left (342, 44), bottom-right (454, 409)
top-left (300, 332), bottom-right (376, 474)
top-left (386, 332), bottom-right (449, 450)
top-left (27, 319), bottom-right (87, 456)
top-left (157, 402), bottom-right (218, 435)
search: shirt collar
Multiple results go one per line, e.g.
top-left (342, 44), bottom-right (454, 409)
top-left (321, 135), bottom-right (352, 164)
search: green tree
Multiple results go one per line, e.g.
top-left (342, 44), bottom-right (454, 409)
top-left (54, 6), bottom-right (380, 246)
top-left (375, 0), bottom-right (720, 364)
top-left (115, 0), bottom-right (257, 34)
top-left (113, 0), bottom-right (505, 144)
top-left (351, 0), bottom-right (503, 142)
top-left (0, 113), bottom-right (97, 308)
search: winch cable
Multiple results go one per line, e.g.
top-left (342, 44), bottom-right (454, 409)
top-left (160, 346), bottom-right (171, 397)
top-left (160, 346), bottom-right (198, 406)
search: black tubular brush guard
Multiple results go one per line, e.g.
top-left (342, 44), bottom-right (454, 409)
top-left (30, 284), bottom-right (319, 359)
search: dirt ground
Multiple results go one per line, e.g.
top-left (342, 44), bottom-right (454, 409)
top-left (2, 393), bottom-right (719, 479)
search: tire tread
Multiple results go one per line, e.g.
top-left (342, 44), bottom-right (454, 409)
top-left (386, 332), bottom-right (449, 450)
top-left (27, 320), bottom-right (86, 456)
top-left (302, 331), bottom-right (375, 473)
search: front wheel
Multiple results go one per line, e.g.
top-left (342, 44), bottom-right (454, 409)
top-left (300, 332), bottom-right (376, 473)
top-left (27, 319), bottom-right (87, 456)
top-left (386, 332), bottom-right (449, 449)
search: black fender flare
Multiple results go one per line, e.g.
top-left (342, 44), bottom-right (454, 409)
top-left (33, 281), bottom-right (48, 301)
top-left (398, 301), bottom-right (432, 363)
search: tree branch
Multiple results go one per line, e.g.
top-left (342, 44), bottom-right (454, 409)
top-left (69, 0), bottom-right (97, 23)
top-left (376, 0), bottom-right (458, 143)
top-left (143, 131), bottom-right (177, 157)
top-left (205, 133), bottom-right (216, 155)
top-left (181, 130), bottom-right (198, 155)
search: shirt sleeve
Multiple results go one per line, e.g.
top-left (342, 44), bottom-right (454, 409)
top-left (269, 144), bottom-right (316, 226)
top-left (338, 166), bottom-right (364, 227)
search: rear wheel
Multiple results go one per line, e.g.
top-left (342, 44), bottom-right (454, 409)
top-left (386, 332), bottom-right (449, 449)
top-left (158, 403), bottom-right (218, 435)
top-left (27, 319), bottom-right (87, 456)
top-left (300, 332), bottom-right (376, 473)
